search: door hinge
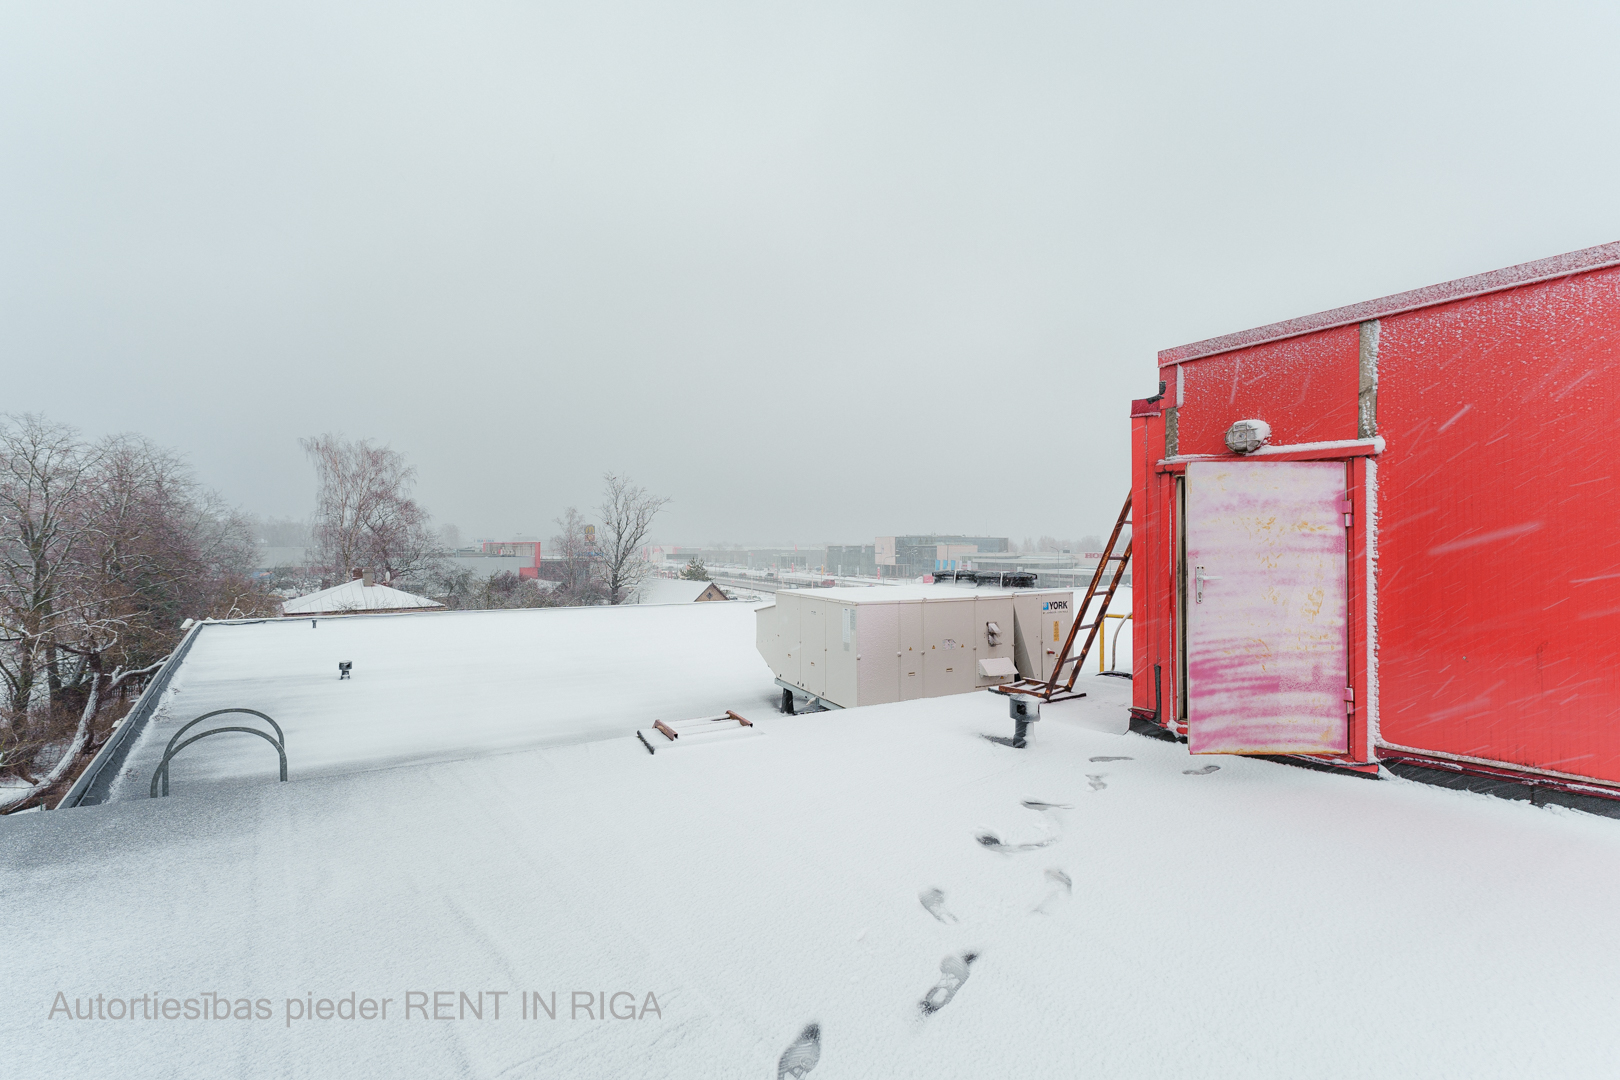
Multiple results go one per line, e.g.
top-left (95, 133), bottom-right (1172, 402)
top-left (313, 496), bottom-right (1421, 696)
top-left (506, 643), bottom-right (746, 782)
top-left (1339, 498), bottom-right (1353, 527)
top-left (1344, 686), bottom-right (1355, 713)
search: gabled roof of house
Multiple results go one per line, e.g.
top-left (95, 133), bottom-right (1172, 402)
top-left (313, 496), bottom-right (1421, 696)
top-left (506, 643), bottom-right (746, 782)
top-left (281, 579), bottom-right (444, 616)
top-left (635, 578), bottom-right (730, 604)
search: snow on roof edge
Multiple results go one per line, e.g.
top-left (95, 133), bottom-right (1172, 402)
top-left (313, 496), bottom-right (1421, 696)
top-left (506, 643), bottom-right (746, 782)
top-left (1157, 240), bottom-right (1620, 368)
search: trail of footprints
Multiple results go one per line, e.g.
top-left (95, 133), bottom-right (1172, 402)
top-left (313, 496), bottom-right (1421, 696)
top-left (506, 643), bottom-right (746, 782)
top-left (776, 752), bottom-right (1225, 1071)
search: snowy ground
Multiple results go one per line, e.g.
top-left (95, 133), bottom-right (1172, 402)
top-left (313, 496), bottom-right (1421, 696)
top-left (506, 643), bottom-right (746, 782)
top-left (4, 603), bottom-right (1620, 1078)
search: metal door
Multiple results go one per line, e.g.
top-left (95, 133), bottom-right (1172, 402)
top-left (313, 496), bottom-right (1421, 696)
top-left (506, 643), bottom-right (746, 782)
top-left (1185, 461), bottom-right (1349, 754)
top-left (922, 599), bottom-right (975, 697)
top-left (855, 602), bottom-right (900, 707)
top-left (800, 601), bottom-right (826, 696)
top-left (899, 601), bottom-right (924, 700)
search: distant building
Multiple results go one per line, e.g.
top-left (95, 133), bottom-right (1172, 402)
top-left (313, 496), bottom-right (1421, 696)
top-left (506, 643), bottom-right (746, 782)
top-left (281, 572), bottom-right (445, 617)
top-left (481, 540), bottom-right (541, 559)
top-left (635, 579), bottom-right (731, 604)
top-left (652, 547), bottom-right (815, 573)
top-left (874, 535), bottom-right (1009, 578)
top-left (956, 550), bottom-right (1121, 590)
top-left (480, 541), bottom-right (543, 579)
top-left (650, 538), bottom-right (1014, 582)
top-left (825, 544), bottom-right (878, 577)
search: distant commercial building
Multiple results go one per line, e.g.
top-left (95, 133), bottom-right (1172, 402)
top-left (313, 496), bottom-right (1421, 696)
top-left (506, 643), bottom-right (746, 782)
top-left (653, 547), bottom-right (816, 573)
top-left (480, 540), bottom-right (543, 579)
top-left (825, 544), bottom-right (878, 577)
top-left (481, 540), bottom-right (541, 560)
top-left (955, 550), bottom-right (1124, 590)
top-left (874, 535), bottom-right (1009, 578)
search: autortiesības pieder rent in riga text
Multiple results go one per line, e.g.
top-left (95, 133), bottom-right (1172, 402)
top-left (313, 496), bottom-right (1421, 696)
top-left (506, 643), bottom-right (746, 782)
top-left (48, 989), bottom-right (664, 1027)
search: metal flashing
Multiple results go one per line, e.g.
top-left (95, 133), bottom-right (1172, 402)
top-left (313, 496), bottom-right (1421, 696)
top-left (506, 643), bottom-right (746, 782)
top-left (56, 621), bottom-right (206, 809)
top-left (1158, 241), bottom-right (1620, 367)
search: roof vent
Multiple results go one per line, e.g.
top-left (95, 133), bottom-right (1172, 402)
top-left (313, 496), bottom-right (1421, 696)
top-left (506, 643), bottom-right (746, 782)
top-left (1225, 419), bottom-right (1271, 455)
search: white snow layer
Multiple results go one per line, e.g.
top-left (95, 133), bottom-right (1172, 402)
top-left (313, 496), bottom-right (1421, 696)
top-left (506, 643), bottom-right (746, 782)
top-left (107, 603), bottom-right (777, 796)
top-left (281, 579), bottom-right (444, 615)
top-left (632, 577), bottom-right (729, 605)
top-left (3, 603), bottom-right (1619, 1079)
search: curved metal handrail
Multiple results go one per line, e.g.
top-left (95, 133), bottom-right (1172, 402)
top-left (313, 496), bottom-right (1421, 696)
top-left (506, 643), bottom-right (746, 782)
top-left (150, 709), bottom-right (288, 797)
top-left (165, 709), bottom-right (286, 756)
top-left (1104, 612), bottom-right (1134, 673)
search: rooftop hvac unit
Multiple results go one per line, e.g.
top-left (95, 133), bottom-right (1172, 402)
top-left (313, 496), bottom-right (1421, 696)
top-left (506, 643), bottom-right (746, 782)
top-left (756, 583), bottom-right (1074, 709)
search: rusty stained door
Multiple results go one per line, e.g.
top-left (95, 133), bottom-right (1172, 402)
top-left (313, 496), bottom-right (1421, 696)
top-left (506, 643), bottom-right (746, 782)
top-left (1184, 460), bottom-right (1349, 755)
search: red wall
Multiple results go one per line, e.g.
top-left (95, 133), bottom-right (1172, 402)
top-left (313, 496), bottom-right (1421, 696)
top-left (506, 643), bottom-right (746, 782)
top-left (1375, 270), bottom-right (1620, 782)
top-left (1133, 324), bottom-right (1363, 742)
top-left (1130, 399), bottom-right (1175, 725)
top-left (1176, 326), bottom-right (1360, 455)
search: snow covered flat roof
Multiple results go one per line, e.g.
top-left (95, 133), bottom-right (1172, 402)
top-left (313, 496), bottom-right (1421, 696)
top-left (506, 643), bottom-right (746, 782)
top-left (104, 603), bottom-right (770, 795)
top-left (7, 604), bottom-right (1620, 1075)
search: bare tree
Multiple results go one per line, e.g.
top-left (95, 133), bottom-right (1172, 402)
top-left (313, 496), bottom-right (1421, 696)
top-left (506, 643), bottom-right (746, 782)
top-left (0, 415), bottom-right (277, 810)
top-left (73, 435), bottom-right (273, 672)
top-left (548, 507), bottom-right (603, 605)
top-left (596, 473), bottom-right (669, 605)
top-left (302, 434), bottom-right (443, 586)
top-left (0, 415), bottom-right (101, 717)
top-left (428, 566), bottom-right (559, 611)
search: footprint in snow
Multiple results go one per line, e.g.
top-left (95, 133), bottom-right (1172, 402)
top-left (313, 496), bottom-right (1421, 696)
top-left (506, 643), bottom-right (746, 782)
top-left (976, 830), bottom-right (1056, 852)
top-left (1086, 774), bottom-right (1107, 791)
top-left (1021, 799), bottom-right (1072, 811)
top-left (1033, 868), bottom-right (1073, 914)
top-left (1184, 765), bottom-right (1221, 775)
top-left (777, 1023), bottom-right (821, 1079)
top-left (1090, 755), bottom-right (1133, 762)
top-left (919, 887), bottom-right (958, 924)
top-left (919, 952), bottom-right (978, 1016)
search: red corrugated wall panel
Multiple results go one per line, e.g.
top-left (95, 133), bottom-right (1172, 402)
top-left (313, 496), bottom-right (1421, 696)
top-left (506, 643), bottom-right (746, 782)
top-left (1375, 269), bottom-right (1620, 782)
top-left (1175, 326), bottom-right (1360, 455)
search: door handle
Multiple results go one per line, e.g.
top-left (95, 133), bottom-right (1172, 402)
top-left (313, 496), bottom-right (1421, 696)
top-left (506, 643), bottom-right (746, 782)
top-left (1195, 565), bottom-right (1204, 603)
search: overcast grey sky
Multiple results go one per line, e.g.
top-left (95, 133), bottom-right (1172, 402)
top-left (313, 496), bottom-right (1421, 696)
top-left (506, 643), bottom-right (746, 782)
top-left (4, 1), bottom-right (1618, 546)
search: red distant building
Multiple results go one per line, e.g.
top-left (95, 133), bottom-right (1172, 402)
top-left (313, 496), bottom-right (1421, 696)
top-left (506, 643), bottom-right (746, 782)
top-left (482, 541), bottom-right (542, 579)
top-left (1130, 242), bottom-right (1620, 803)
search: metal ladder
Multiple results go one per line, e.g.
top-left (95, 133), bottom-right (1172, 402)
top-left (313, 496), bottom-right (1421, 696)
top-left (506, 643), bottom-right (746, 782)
top-left (993, 493), bottom-right (1133, 703)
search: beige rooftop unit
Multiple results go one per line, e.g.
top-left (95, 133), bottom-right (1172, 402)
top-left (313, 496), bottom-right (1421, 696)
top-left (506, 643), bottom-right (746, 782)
top-left (756, 584), bottom-right (1075, 710)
